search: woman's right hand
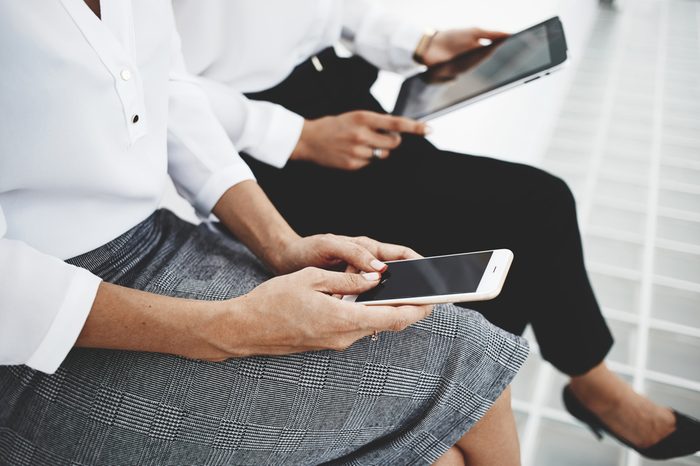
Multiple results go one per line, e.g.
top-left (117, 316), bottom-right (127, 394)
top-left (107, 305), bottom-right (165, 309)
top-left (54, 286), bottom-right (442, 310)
top-left (195, 267), bottom-right (433, 360)
top-left (290, 111), bottom-right (429, 171)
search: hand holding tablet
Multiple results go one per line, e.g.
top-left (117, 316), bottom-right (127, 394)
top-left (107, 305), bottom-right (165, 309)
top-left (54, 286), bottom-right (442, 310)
top-left (394, 17), bottom-right (569, 120)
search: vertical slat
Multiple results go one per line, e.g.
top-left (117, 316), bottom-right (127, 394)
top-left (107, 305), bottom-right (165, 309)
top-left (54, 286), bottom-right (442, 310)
top-left (625, 1), bottom-right (667, 464)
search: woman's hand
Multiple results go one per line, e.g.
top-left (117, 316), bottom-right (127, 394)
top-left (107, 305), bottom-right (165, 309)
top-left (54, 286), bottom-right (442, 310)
top-left (271, 233), bottom-right (421, 276)
top-left (422, 28), bottom-right (510, 67)
top-left (194, 267), bottom-right (433, 360)
top-left (291, 111), bottom-right (429, 170)
top-left (79, 269), bottom-right (432, 363)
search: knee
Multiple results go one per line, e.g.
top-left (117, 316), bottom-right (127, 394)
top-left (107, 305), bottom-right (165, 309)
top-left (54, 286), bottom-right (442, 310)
top-left (532, 168), bottom-right (577, 218)
top-left (456, 386), bottom-right (521, 466)
top-left (551, 173), bottom-right (576, 208)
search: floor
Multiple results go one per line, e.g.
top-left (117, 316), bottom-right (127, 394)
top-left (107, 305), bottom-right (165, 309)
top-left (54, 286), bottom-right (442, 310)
top-left (507, 1), bottom-right (700, 465)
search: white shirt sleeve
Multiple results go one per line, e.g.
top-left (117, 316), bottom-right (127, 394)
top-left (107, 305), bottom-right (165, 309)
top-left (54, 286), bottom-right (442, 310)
top-left (340, 0), bottom-right (427, 73)
top-left (0, 206), bottom-right (102, 374)
top-left (194, 77), bottom-right (304, 169)
top-left (166, 23), bottom-right (257, 217)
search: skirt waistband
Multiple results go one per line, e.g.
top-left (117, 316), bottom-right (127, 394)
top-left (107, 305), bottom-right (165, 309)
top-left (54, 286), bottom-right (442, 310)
top-left (65, 209), bottom-right (187, 281)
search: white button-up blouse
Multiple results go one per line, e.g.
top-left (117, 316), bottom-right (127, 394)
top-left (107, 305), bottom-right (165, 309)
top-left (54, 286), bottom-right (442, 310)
top-left (0, 0), bottom-right (254, 373)
top-left (173, 0), bottom-right (426, 169)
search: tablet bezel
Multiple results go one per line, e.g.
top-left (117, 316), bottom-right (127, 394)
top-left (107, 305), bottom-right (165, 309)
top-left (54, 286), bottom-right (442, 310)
top-left (392, 16), bottom-right (568, 120)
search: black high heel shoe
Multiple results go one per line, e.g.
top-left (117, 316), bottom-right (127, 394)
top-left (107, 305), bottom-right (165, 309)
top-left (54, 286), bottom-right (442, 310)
top-left (563, 385), bottom-right (700, 460)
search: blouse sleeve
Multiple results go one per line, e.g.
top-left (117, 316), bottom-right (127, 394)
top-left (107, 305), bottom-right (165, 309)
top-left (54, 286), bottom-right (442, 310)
top-left (191, 77), bottom-right (304, 169)
top-left (165, 9), bottom-right (256, 217)
top-left (0, 205), bottom-right (102, 374)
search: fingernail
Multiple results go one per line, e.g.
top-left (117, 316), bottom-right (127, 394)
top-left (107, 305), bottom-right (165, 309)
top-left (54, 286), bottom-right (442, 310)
top-left (424, 125), bottom-right (434, 136)
top-left (371, 259), bottom-right (387, 271)
top-left (362, 272), bottom-right (381, 281)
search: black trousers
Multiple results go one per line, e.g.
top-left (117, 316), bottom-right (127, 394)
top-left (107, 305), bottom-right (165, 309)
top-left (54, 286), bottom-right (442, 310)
top-left (244, 48), bottom-right (613, 376)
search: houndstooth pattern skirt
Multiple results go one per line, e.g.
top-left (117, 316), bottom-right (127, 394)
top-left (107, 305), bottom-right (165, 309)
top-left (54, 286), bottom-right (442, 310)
top-left (0, 210), bottom-right (528, 465)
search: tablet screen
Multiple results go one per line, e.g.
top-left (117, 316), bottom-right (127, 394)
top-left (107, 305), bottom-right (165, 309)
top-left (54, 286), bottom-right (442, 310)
top-left (355, 252), bottom-right (493, 303)
top-left (394, 18), bottom-right (567, 119)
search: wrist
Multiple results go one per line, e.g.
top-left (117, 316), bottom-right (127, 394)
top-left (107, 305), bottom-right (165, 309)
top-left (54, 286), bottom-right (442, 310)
top-left (423, 30), bottom-right (462, 67)
top-left (290, 119), bottom-right (315, 161)
top-left (413, 28), bottom-right (439, 65)
top-left (263, 229), bottom-right (302, 275)
top-left (188, 298), bottom-right (249, 360)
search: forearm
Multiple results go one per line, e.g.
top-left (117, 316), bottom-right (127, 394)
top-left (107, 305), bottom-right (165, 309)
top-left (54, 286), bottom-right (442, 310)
top-left (212, 180), bottom-right (300, 274)
top-left (75, 282), bottom-right (232, 361)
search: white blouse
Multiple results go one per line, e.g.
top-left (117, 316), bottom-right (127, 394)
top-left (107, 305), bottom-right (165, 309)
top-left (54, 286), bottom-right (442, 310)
top-left (0, 0), bottom-right (254, 373)
top-left (173, 0), bottom-right (426, 169)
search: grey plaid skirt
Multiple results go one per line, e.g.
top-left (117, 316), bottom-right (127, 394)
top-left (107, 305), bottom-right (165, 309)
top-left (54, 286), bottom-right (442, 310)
top-left (0, 209), bottom-right (528, 465)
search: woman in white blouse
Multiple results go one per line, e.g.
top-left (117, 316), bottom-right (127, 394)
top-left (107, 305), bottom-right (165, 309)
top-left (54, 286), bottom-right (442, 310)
top-left (0, 2), bottom-right (530, 465)
top-left (172, 0), bottom-right (700, 461)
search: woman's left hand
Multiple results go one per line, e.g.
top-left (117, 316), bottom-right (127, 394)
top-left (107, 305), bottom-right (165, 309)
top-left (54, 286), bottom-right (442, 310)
top-left (272, 234), bottom-right (421, 276)
top-left (422, 27), bottom-right (510, 67)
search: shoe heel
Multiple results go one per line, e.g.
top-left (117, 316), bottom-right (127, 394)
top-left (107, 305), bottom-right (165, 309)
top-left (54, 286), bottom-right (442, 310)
top-left (563, 385), bottom-right (605, 441)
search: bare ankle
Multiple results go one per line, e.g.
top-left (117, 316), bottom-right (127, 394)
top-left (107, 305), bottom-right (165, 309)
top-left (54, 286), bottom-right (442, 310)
top-left (569, 363), bottom-right (627, 412)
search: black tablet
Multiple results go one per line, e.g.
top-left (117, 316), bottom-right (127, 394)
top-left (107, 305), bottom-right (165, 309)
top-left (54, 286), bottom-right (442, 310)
top-left (393, 17), bottom-right (568, 120)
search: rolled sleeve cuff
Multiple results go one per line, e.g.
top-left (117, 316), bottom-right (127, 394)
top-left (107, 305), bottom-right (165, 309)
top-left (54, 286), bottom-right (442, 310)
top-left (192, 163), bottom-right (256, 217)
top-left (25, 268), bottom-right (102, 374)
top-left (246, 107), bottom-right (305, 169)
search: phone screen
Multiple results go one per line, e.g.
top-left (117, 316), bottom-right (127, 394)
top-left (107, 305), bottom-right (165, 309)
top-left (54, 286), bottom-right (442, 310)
top-left (355, 252), bottom-right (493, 303)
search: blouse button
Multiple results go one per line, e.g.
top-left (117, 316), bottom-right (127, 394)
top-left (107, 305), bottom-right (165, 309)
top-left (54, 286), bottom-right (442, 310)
top-left (120, 69), bottom-right (132, 81)
top-left (131, 114), bottom-right (140, 124)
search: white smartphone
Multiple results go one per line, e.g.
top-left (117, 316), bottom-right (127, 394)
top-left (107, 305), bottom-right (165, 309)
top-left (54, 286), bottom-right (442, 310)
top-left (342, 249), bottom-right (513, 306)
